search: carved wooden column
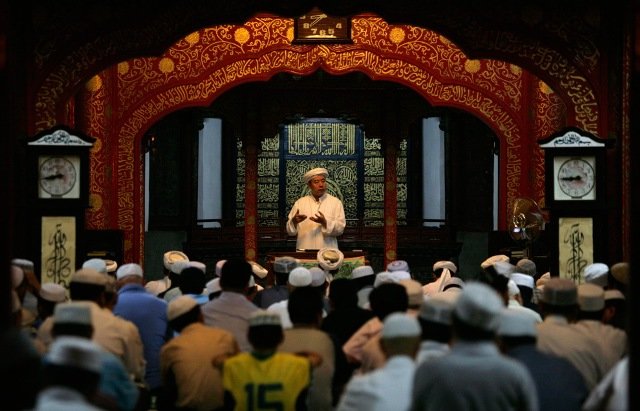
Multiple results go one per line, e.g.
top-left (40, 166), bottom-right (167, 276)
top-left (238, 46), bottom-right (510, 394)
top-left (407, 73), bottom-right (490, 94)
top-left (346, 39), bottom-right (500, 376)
top-left (243, 114), bottom-right (259, 263)
top-left (383, 138), bottom-right (399, 267)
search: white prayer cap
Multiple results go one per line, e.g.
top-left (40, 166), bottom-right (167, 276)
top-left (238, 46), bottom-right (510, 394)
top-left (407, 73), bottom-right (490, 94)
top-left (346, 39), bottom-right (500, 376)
top-left (419, 292), bottom-right (458, 325)
top-left (400, 279), bottom-right (424, 307)
top-left (11, 258), bottom-right (35, 271)
top-left (54, 301), bottom-right (92, 326)
top-left (288, 267), bottom-right (312, 287)
top-left (516, 259), bottom-right (537, 276)
top-left (583, 263), bottom-right (609, 287)
top-left (433, 260), bottom-right (457, 273)
top-left (167, 295), bottom-right (199, 321)
top-left (511, 273), bottom-right (535, 289)
top-left (387, 260), bottom-right (410, 272)
top-left (71, 268), bottom-right (108, 286)
top-left (578, 283), bottom-right (605, 311)
top-left (116, 263), bottom-right (143, 280)
top-left (540, 277), bottom-right (577, 306)
top-left (536, 272), bottom-right (551, 287)
top-left (610, 262), bottom-right (629, 285)
top-left (274, 256), bottom-right (299, 274)
top-left (374, 271), bottom-right (396, 287)
top-left (163, 250), bottom-right (189, 271)
top-left (389, 270), bottom-right (411, 282)
top-left (494, 261), bottom-right (516, 278)
top-left (206, 277), bottom-right (221, 294)
top-left (82, 258), bottom-right (107, 274)
top-left (46, 336), bottom-right (102, 373)
top-left (454, 281), bottom-right (503, 331)
top-left (351, 265), bottom-right (375, 279)
top-left (480, 254), bottom-right (510, 270)
top-left (170, 260), bottom-right (191, 275)
top-left (507, 279), bottom-right (520, 297)
top-left (382, 312), bottom-right (421, 339)
top-left (497, 309), bottom-right (537, 337)
top-left (317, 248), bottom-right (344, 271)
top-left (188, 261), bottom-right (206, 273)
top-left (11, 265), bottom-right (24, 288)
top-left (250, 261), bottom-right (269, 279)
top-left (604, 289), bottom-right (625, 301)
top-left (302, 167), bottom-right (328, 184)
top-left (104, 260), bottom-right (118, 273)
top-left (215, 260), bottom-right (227, 276)
top-left (249, 310), bottom-right (282, 327)
top-left (309, 267), bottom-right (327, 287)
top-left (39, 283), bottom-right (67, 303)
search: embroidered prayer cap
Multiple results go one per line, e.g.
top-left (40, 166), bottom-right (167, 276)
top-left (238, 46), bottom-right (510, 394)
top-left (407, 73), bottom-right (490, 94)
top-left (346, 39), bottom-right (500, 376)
top-left (302, 167), bottom-right (328, 184)
top-left (167, 295), bottom-right (199, 321)
top-left (163, 250), bottom-right (189, 271)
top-left (82, 258), bottom-right (108, 274)
top-left (453, 281), bottom-right (504, 331)
top-left (480, 254), bottom-right (510, 270)
top-left (540, 277), bottom-right (577, 306)
top-left (104, 260), bottom-right (118, 273)
top-left (516, 259), bottom-right (537, 276)
top-left (250, 261), bottom-right (269, 279)
top-left (511, 273), bottom-right (535, 289)
top-left (54, 301), bottom-right (92, 326)
top-left (249, 310), bottom-right (282, 327)
top-left (583, 263), bottom-right (609, 287)
top-left (274, 256), bottom-right (300, 274)
top-left (46, 336), bottom-right (102, 374)
top-left (351, 265), bottom-right (375, 279)
top-left (116, 263), bottom-right (143, 280)
top-left (71, 268), bottom-right (108, 286)
top-left (419, 291), bottom-right (459, 325)
top-left (578, 283), bottom-right (605, 312)
top-left (382, 312), bottom-right (421, 339)
top-left (39, 283), bottom-right (67, 303)
top-left (317, 248), bottom-right (344, 271)
top-left (610, 262), bottom-right (629, 285)
top-left (387, 260), bottom-right (410, 272)
top-left (288, 266), bottom-right (313, 287)
top-left (497, 309), bottom-right (537, 338)
top-left (433, 260), bottom-right (457, 273)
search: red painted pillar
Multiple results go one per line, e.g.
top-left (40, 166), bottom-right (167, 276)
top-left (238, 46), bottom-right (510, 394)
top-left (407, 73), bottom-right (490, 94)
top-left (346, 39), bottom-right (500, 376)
top-left (383, 140), bottom-right (398, 268)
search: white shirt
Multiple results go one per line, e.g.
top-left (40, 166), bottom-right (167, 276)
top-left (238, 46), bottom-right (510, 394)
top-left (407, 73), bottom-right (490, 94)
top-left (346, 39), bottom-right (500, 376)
top-left (286, 193), bottom-right (346, 250)
top-left (583, 356), bottom-right (628, 411)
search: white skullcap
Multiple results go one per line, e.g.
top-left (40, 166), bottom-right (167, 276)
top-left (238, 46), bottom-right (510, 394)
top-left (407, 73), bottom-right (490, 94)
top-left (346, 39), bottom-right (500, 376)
top-left (71, 268), bottom-right (108, 286)
top-left (610, 262), bottom-right (629, 285)
top-left (419, 292), bottom-right (459, 325)
top-left (442, 277), bottom-right (465, 292)
top-left (104, 260), bottom-right (118, 273)
top-left (39, 283), bottom-right (67, 303)
top-left (302, 167), bottom-right (328, 184)
top-left (536, 272), bottom-right (551, 287)
top-left (389, 270), bottom-right (411, 282)
top-left (400, 279), bottom-right (424, 307)
top-left (188, 261), bottom-right (206, 273)
top-left (11, 258), bottom-right (34, 271)
top-left (454, 281), bottom-right (503, 331)
top-left (351, 265), bottom-right (375, 279)
top-left (249, 310), bottom-right (282, 327)
top-left (382, 312), bottom-right (421, 338)
top-left (54, 302), bottom-right (92, 326)
top-left (578, 283), bottom-right (605, 311)
top-left (167, 295), bottom-right (199, 321)
top-left (511, 273), bottom-right (535, 289)
top-left (433, 261), bottom-right (457, 273)
top-left (288, 267), bottom-right (312, 287)
top-left (516, 259), bottom-right (537, 276)
top-left (206, 277), bottom-right (221, 294)
top-left (309, 267), bottom-right (327, 287)
top-left (540, 277), bottom-right (577, 306)
top-left (374, 271), bottom-right (396, 287)
top-left (317, 248), bottom-right (344, 271)
top-left (170, 260), bottom-right (191, 275)
top-left (250, 261), bottom-right (269, 279)
top-left (507, 279), bottom-right (521, 297)
top-left (493, 261), bottom-right (516, 278)
top-left (604, 289), bottom-right (625, 301)
top-left (583, 263), bottom-right (609, 287)
top-left (387, 260), bottom-right (410, 272)
top-left (116, 263), bottom-right (143, 280)
top-left (82, 258), bottom-right (107, 274)
top-left (11, 290), bottom-right (21, 313)
top-left (481, 254), bottom-right (510, 270)
top-left (46, 336), bottom-right (102, 373)
top-left (11, 265), bottom-right (24, 288)
top-left (163, 250), bottom-right (189, 271)
top-left (145, 279), bottom-right (170, 296)
top-left (215, 260), bottom-right (227, 276)
top-left (497, 309), bottom-right (537, 337)
top-left (274, 256), bottom-right (299, 274)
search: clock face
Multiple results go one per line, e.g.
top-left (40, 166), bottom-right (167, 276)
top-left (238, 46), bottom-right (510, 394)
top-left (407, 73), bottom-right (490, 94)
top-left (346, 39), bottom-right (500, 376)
top-left (38, 155), bottom-right (80, 198)
top-left (554, 156), bottom-right (596, 200)
top-left (294, 8), bottom-right (351, 43)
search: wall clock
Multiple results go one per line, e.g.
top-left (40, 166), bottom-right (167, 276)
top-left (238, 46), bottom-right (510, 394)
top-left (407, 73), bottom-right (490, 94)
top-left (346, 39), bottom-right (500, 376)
top-left (293, 7), bottom-right (352, 44)
top-left (553, 156), bottom-right (596, 200)
top-left (38, 155), bottom-right (81, 199)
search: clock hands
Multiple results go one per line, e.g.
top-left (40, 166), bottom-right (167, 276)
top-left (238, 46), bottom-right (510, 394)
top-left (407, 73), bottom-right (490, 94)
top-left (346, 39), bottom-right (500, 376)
top-left (308, 13), bottom-right (327, 27)
top-left (560, 175), bottom-right (582, 182)
top-left (42, 173), bottom-right (65, 180)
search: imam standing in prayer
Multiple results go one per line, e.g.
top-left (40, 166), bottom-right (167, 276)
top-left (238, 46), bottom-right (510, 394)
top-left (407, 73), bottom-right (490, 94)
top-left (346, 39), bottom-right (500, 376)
top-left (287, 167), bottom-right (346, 251)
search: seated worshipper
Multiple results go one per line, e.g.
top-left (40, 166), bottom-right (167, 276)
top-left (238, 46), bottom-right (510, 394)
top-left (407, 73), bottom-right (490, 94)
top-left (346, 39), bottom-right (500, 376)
top-left (337, 313), bottom-right (422, 411)
top-left (412, 282), bottom-right (538, 411)
top-left (176, 264), bottom-right (209, 304)
top-left (113, 263), bottom-right (171, 406)
top-left (603, 289), bottom-right (627, 331)
top-left (609, 261), bottom-right (629, 291)
top-left (34, 283), bottom-right (67, 329)
top-left (11, 263), bottom-right (38, 327)
top-left (36, 268), bottom-right (146, 382)
top-left (34, 337), bottom-right (104, 411)
top-left (309, 266), bottom-right (331, 310)
top-left (350, 265), bottom-right (376, 309)
top-left (206, 277), bottom-right (222, 300)
top-left (160, 295), bottom-right (239, 411)
top-left (164, 261), bottom-right (206, 303)
top-left (51, 302), bottom-right (139, 411)
top-left (422, 260), bottom-right (457, 296)
top-left (477, 258), bottom-right (513, 307)
top-left (253, 256), bottom-right (299, 309)
top-left (387, 259), bottom-right (410, 274)
top-left (515, 258), bottom-right (537, 277)
top-left (145, 250), bottom-right (189, 297)
top-left (267, 266), bottom-right (315, 329)
top-left (286, 167), bottom-right (346, 251)
top-left (247, 261), bottom-right (268, 300)
top-left (202, 258), bottom-right (260, 352)
top-left (506, 279), bottom-right (542, 323)
top-left (533, 272), bottom-right (551, 305)
top-left (536, 277), bottom-right (608, 390)
top-left (279, 286), bottom-right (336, 411)
top-left (497, 309), bottom-right (588, 411)
top-left (318, 247), bottom-right (344, 281)
top-left (222, 310), bottom-right (313, 411)
top-left (582, 356), bottom-right (628, 411)
top-left (583, 262), bottom-right (610, 289)
top-left (343, 282), bottom-right (409, 367)
top-left (510, 272), bottom-right (539, 312)
top-left (11, 258), bottom-right (41, 326)
top-left (416, 291), bottom-right (458, 364)
top-left (572, 283), bottom-right (627, 375)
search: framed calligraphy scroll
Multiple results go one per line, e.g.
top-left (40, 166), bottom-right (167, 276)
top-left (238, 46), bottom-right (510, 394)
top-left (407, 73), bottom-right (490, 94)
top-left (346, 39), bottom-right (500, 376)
top-left (558, 217), bottom-right (593, 283)
top-left (41, 216), bottom-right (76, 288)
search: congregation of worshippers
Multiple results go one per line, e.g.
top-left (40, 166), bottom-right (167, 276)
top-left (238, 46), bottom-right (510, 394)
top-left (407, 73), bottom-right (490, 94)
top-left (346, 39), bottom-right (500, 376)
top-left (6, 249), bottom-right (629, 411)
